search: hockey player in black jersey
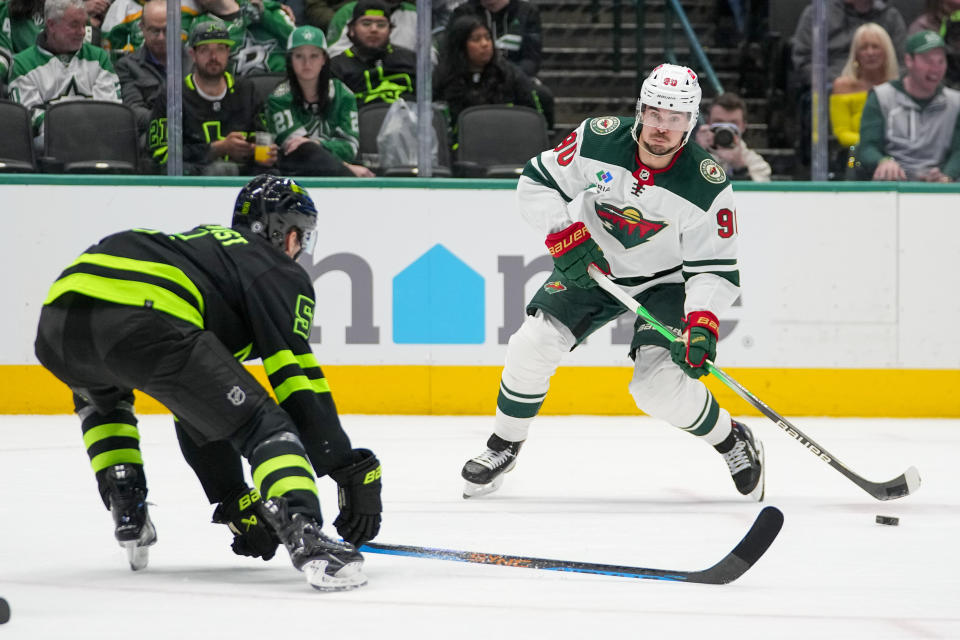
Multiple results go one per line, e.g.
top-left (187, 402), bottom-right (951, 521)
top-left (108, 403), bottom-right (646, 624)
top-left (34, 175), bottom-right (382, 591)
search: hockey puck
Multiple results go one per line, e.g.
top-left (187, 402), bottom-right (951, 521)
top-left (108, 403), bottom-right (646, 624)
top-left (875, 515), bottom-right (899, 526)
top-left (0, 597), bottom-right (9, 624)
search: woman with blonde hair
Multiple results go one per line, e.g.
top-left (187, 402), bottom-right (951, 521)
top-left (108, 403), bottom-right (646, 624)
top-left (830, 22), bottom-right (900, 148)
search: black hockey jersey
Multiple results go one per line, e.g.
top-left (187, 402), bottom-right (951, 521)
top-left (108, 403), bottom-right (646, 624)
top-left (43, 224), bottom-right (331, 434)
top-left (148, 72), bottom-right (263, 174)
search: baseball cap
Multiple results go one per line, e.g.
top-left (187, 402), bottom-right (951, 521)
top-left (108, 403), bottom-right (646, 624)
top-left (287, 25), bottom-right (328, 51)
top-left (189, 20), bottom-right (234, 48)
top-left (351, 0), bottom-right (391, 23)
top-left (906, 30), bottom-right (945, 55)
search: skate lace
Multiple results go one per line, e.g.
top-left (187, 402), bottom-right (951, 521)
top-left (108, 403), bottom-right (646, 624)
top-left (473, 447), bottom-right (513, 471)
top-left (722, 441), bottom-right (751, 475)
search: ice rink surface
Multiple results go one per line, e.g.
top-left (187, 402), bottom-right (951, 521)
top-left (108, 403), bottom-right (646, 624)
top-left (1, 413), bottom-right (957, 639)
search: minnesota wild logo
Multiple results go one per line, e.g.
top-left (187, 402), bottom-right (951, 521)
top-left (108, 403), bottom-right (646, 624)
top-left (543, 280), bottom-right (567, 294)
top-left (699, 158), bottom-right (726, 184)
top-left (589, 116), bottom-right (620, 135)
top-left (594, 202), bottom-right (667, 248)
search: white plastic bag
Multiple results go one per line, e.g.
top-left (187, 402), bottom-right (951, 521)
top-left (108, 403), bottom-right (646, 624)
top-left (376, 98), bottom-right (438, 168)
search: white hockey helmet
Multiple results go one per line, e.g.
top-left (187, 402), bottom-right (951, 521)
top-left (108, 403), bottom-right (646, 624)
top-left (632, 63), bottom-right (702, 146)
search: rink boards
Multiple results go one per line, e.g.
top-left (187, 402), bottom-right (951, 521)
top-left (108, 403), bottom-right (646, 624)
top-left (1, 177), bottom-right (958, 417)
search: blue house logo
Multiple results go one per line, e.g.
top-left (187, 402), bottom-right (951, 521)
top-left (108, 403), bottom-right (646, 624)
top-left (392, 244), bottom-right (485, 344)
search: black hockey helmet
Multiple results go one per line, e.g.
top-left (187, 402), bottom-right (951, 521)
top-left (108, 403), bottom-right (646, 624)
top-left (232, 174), bottom-right (318, 259)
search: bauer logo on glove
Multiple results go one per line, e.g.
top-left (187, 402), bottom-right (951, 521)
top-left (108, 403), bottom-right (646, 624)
top-left (670, 311), bottom-right (719, 378)
top-left (544, 222), bottom-right (610, 289)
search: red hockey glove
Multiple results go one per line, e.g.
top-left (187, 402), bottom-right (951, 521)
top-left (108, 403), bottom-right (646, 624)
top-left (670, 311), bottom-right (719, 379)
top-left (545, 222), bottom-right (610, 288)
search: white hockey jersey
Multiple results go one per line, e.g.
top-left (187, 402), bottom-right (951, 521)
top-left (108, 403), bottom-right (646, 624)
top-left (518, 115), bottom-right (741, 317)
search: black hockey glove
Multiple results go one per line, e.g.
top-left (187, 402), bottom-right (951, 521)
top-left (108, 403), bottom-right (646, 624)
top-left (212, 486), bottom-right (280, 561)
top-left (329, 449), bottom-right (382, 546)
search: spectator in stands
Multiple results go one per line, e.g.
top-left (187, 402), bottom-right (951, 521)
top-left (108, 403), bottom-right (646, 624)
top-left (190, 0), bottom-right (295, 77)
top-left (859, 30), bottom-right (960, 181)
top-left (115, 0), bottom-right (180, 144)
top-left (830, 22), bottom-right (899, 149)
top-left (448, 0), bottom-right (553, 129)
top-left (329, 0), bottom-right (417, 105)
top-left (909, 0), bottom-right (960, 89)
top-left (0, 0), bottom-right (45, 79)
top-left (264, 25), bottom-right (374, 176)
top-left (792, 0), bottom-right (906, 84)
top-left (84, 0), bottom-right (111, 34)
top-left (148, 20), bottom-right (276, 175)
top-left (450, 0), bottom-right (540, 78)
top-left (695, 92), bottom-right (772, 182)
top-left (790, 0), bottom-right (906, 171)
top-left (326, 0), bottom-right (428, 60)
top-left (101, 0), bottom-right (201, 58)
top-left (433, 14), bottom-right (546, 133)
top-left (304, 0), bottom-right (336, 31)
top-left (8, 0), bottom-right (121, 149)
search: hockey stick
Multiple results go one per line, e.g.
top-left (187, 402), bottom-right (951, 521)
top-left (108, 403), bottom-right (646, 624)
top-left (587, 264), bottom-right (921, 501)
top-left (360, 506), bottom-right (783, 585)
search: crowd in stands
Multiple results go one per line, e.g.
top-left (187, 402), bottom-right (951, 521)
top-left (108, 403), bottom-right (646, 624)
top-left (785, 0), bottom-right (960, 181)
top-left (2, 0), bottom-right (960, 181)
top-left (0, 0), bottom-right (552, 175)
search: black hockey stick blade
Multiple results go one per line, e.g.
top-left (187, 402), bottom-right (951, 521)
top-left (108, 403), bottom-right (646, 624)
top-left (360, 506), bottom-right (783, 585)
top-left (711, 366), bottom-right (923, 501)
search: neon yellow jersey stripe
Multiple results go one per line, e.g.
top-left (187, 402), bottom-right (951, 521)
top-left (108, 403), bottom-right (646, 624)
top-left (83, 423), bottom-right (141, 449)
top-left (262, 350), bottom-right (321, 375)
top-left (70, 253), bottom-right (205, 315)
top-left (252, 454), bottom-right (315, 489)
top-left (45, 273), bottom-right (204, 329)
top-left (273, 375), bottom-right (331, 403)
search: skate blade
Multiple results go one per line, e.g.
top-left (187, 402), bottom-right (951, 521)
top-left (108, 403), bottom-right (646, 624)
top-left (118, 520), bottom-right (157, 571)
top-left (462, 475), bottom-right (504, 499)
top-left (304, 560), bottom-right (368, 592)
top-left (121, 540), bottom-right (150, 571)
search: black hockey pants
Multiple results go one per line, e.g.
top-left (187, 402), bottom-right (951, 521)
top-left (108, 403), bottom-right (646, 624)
top-left (35, 296), bottom-right (322, 518)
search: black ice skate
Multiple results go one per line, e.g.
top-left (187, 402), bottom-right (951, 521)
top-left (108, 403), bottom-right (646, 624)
top-left (716, 421), bottom-right (765, 502)
top-left (104, 464), bottom-right (157, 571)
top-left (461, 434), bottom-right (524, 499)
top-left (261, 497), bottom-right (367, 592)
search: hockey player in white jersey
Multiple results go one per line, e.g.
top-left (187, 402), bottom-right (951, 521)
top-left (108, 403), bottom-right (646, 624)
top-left (461, 63), bottom-right (764, 501)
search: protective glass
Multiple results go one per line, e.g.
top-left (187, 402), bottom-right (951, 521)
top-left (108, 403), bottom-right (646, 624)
top-left (637, 108), bottom-right (691, 131)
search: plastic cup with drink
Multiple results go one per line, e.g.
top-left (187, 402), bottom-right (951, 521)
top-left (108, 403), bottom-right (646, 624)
top-left (253, 132), bottom-right (275, 164)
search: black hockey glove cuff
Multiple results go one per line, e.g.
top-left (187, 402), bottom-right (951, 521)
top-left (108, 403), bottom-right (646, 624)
top-left (212, 486), bottom-right (280, 561)
top-left (329, 449), bottom-right (382, 546)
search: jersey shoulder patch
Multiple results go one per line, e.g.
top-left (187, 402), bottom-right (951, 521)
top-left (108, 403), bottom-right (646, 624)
top-left (588, 116), bottom-right (621, 135)
top-left (698, 157), bottom-right (726, 184)
top-left (579, 116), bottom-right (636, 167)
top-left (653, 143), bottom-right (731, 212)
